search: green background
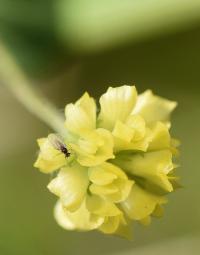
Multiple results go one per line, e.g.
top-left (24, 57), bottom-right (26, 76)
top-left (0, 1), bottom-right (200, 254)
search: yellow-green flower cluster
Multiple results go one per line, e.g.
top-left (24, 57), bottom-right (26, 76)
top-left (34, 85), bottom-right (179, 239)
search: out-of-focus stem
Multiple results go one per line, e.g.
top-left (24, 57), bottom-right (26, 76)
top-left (0, 42), bottom-right (66, 137)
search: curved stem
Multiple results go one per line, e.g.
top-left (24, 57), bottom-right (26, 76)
top-left (0, 42), bottom-right (67, 137)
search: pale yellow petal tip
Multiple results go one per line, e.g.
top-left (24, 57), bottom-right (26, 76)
top-left (107, 85), bottom-right (136, 92)
top-left (134, 89), bottom-right (178, 124)
top-left (139, 89), bottom-right (177, 109)
top-left (98, 85), bottom-right (138, 130)
top-left (36, 137), bottom-right (46, 147)
top-left (80, 91), bottom-right (90, 98)
top-left (76, 92), bottom-right (95, 107)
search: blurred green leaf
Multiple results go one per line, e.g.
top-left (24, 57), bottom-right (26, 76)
top-left (55, 0), bottom-right (200, 52)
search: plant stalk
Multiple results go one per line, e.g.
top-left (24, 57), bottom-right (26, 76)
top-left (0, 42), bottom-right (66, 137)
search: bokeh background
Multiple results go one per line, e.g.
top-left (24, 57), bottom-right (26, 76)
top-left (0, 1), bottom-right (200, 254)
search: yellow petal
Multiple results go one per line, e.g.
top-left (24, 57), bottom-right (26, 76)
top-left (148, 122), bottom-right (171, 151)
top-left (47, 163), bottom-right (89, 212)
top-left (113, 128), bottom-right (152, 153)
top-left (54, 200), bottom-right (104, 231)
top-left (133, 90), bottom-right (177, 124)
top-left (90, 183), bottom-right (118, 195)
top-left (88, 167), bottom-right (117, 186)
top-left (98, 215), bottom-right (121, 234)
top-left (121, 184), bottom-right (167, 220)
top-left (109, 178), bottom-right (134, 203)
top-left (34, 138), bottom-right (66, 173)
top-left (112, 120), bottom-right (135, 143)
top-left (89, 162), bottom-right (126, 183)
top-left (86, 194), bottom-right (122, 217)
top-left (113, 150), bottom-right (174, 192)
top-left (112, 115), bottom-right (151, 153)
top-left (70, 128), bottom-right (114, 167)
top-left (65, 92), bottom-right (96, 135)
top-left (126, 114), bottom-right (146, 141)
top-left (98, 86), bottom-right (137, 130)
top-left (89, 162), bottom-right (134, 203)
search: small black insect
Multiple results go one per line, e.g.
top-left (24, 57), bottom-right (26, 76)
top-left (48, 134), bottom-right (70, 158)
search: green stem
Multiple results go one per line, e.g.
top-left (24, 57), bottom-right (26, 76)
top-left (0, 42), bottom-right (66, 137)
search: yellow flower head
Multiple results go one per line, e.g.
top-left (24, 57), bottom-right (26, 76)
top-left (34, 85), bottom-right (180, 239)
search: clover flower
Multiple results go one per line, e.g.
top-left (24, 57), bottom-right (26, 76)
top-left (34, 85), bottom-right (179, 239)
